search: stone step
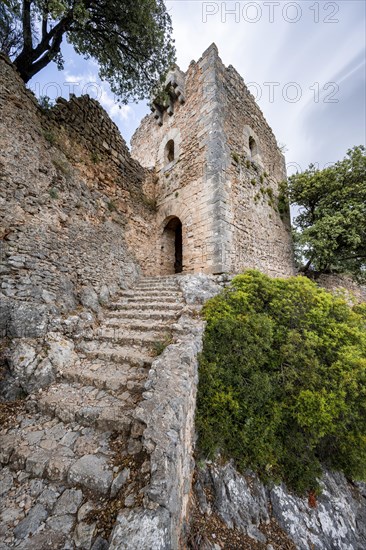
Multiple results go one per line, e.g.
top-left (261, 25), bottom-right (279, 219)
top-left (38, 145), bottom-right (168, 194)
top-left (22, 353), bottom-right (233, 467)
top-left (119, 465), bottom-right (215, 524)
top-left (80, 327), bottom-right (172, 348)
top-left (122, 289), bottom-right (182, 298)
top-left (35, 383), bottom-right (133, 433)
top-left (124, 295), bottom-right (183, 304)
top-left (133, 282), bottom-right (180, 292)
top-left (126, 288), bottom-right (182, 298)
top-left (61, 360), bottom-right (147, 393)
top-left (139, 277), bottom-right (178, 282)
top-left (132, 288), bottom-right (180, 295)
top-left (103, 318), bottom-right (181, 333)
top-left (0, 413), bottom-right (116, 496)
top-left (104, 309), bottom-right (180, 321)
top-left (111, 301), bottom-right (183, 312)
top-left (135, 278), bottom-right (179, 286)
top-left (79, 341), bottom-right (154, 367)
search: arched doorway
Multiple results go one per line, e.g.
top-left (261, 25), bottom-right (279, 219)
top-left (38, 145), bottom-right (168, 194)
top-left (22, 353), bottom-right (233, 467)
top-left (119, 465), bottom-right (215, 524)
top-left (161, 217), bottom-right (183, 274)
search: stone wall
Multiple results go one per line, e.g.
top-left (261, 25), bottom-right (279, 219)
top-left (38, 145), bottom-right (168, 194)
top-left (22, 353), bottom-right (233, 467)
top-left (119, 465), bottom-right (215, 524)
top-left (111, 325), bottom-right (203, 550)
top-left (221, 60), bottom-right (294, 277)
top-left (317, 273), bottom-right (366, 304)
top-left (0, 54), bottom-right (157, 337)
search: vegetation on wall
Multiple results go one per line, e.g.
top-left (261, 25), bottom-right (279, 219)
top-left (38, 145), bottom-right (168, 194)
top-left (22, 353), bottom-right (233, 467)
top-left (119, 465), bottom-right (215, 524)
top-left (0, 0), bottom-right (175, 103)
top-left (284, 145), bottom-right (366, 282)
top-left (197, 270), bottom-right (366, 494)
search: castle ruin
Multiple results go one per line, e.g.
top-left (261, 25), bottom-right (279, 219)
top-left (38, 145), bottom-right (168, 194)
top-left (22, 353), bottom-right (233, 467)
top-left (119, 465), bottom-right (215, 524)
top-left (2, 44), bottom-right (363, 550)
top-left (132, 43), bottom-right (294, 277)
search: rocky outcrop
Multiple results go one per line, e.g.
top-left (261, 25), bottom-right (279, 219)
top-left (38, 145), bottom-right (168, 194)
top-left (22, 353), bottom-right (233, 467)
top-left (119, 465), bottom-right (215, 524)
top-left (190, 462), bottom-right (366, 550)
top-left (177, 273), bottom-right (228, 305)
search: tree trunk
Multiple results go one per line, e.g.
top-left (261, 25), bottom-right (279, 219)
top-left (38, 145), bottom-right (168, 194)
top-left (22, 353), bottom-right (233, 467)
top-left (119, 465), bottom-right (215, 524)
top-left (14, 1), bottom-right (72, 83)
top-left (14, 54), bottom-right (34, 83)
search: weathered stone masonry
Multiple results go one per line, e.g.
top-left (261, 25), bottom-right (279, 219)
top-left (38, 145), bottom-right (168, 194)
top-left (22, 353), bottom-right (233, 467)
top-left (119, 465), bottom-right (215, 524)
top-left (0, 53), bottom-right (157, 337)
top-left (131, 43), bottom-right (294, 277)
top-left (0, 44), bottom-right (295, 322)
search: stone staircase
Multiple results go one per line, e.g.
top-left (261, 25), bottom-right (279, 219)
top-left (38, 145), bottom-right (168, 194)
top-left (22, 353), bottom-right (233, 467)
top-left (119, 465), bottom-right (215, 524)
top-left (0, 276), bottom-right (185, 549)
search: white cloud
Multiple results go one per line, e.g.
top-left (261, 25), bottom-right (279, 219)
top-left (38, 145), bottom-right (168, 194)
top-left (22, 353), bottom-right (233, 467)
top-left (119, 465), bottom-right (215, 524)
top-left (165, 0), bottom-right (365, 170)
top-left (29, 1), bottom-right (365, 163)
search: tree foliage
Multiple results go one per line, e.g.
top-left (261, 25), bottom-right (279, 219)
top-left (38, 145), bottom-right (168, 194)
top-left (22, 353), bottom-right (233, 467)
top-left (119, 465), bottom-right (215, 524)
top-left (0, 2), bottom-right (22, 58)
top-left (197, 270), bottom-right (366, 494)
top-left (0, 0), bottom-right (175, 103)
top-left (286, 145), bottom-right (366, 282)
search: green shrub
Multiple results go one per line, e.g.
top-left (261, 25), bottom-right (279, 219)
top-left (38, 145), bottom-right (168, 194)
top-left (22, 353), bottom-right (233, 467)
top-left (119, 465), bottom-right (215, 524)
top-left (197, 270), bottom-right (366, 494)
top-left (49, 187), bottom-right (59, 199)
top-left (38, 95), bottom-right (54, 110)
top-left (91, 151), bottom-right (101, 164)
top-left (43, 130), bottom-right (56, 145)
top-left (277, 181), bottom-right (290, 218)
top-left (152, 333), bottom-right (173, 356)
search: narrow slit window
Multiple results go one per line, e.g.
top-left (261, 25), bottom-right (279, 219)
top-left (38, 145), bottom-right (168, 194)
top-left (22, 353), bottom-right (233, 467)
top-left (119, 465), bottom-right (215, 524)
top-left (165, 139), bottom-right (175, 163)
top-left (249, 136), bottom-right (258, 158)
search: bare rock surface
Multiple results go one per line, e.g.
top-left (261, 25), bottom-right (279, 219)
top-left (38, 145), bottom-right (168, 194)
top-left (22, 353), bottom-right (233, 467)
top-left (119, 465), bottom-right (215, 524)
top-left (270, 471), bottom-right (366, 550)
top-left (192, 462), bottom-right (366, 550)
top-left (178, 273), bottom-right (223, 305)
top-left (68, 455), bottom-right (113, 496)
top-left (109, 508), bottom-right (171, 550)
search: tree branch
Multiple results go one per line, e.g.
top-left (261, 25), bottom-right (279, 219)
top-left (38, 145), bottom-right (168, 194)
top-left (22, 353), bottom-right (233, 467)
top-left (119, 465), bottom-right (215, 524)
top-left (15, 8), bottom-right (73, 82)
top-left (42, 12), bottom-right (48, 42)
top-left (299, 255), bottom-right (314, 274)
top-left (25, 27), bottom-right (64, 80)
top-left (32, 12), bottom-right (73, 60)
top-left (22, 0), bottom-right (32, 52)
top-left (338, 254), bottom-right (366, 262)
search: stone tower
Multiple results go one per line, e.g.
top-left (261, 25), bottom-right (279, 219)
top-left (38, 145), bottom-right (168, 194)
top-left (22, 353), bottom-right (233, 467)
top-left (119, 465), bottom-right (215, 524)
top-left (131, 44), bottom-right (294, 277)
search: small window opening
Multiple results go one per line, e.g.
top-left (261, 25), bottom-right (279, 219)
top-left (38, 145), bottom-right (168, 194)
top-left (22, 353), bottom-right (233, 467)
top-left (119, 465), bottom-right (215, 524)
top-left (249, 136), bottom-right (257, 158)
top-left (165, 139), bottom-right (175, 164)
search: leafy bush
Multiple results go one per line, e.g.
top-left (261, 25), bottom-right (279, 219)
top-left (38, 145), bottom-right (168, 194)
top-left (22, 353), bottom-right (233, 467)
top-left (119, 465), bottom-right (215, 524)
top-left (43, 130), bottom-right (56, 145)
top-left (38, 95), bottom-right (54, 110)
top-left (287, 145), bottom-right (366, 282)
top-left (197, 270), bottom-right (366, 494)
top-left (48, 187), bottom-right (59, 199)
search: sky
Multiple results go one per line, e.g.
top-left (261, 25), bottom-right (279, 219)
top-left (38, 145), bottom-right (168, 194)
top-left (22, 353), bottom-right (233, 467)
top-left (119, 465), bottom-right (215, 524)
top-left (28, 0), bottom-right (366, 174)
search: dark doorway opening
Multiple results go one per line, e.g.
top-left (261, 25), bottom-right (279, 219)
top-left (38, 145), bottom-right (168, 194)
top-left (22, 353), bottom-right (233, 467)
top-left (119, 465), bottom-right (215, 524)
top-left (174, 220), bottom-right (183, 273)
top-left (161, 217), bottom-right (183, 274)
